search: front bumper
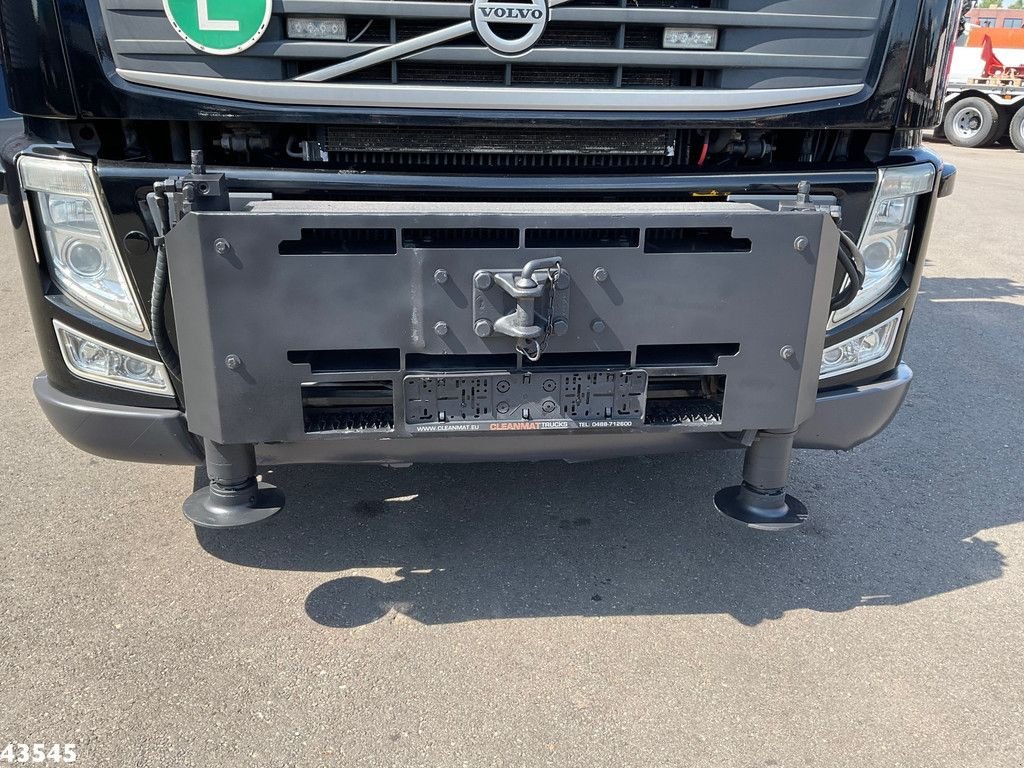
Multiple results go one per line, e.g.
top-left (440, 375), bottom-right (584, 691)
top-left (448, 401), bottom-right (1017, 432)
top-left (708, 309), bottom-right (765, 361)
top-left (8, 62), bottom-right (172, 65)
top-left (7, 144), bottom-right (942, 471)
top-left (34, 373), bottom-right (202, 465)
top-left (33, 363), bottom-right (912, 466)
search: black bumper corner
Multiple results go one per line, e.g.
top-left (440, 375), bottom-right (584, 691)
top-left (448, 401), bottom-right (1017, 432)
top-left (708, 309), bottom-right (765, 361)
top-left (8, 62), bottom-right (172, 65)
top-left (794, 363), bottom-right (913, 450)
top-left (32, 364), bottom-right (912, 467)
top-left (33, 374), bottom-right (203, 466)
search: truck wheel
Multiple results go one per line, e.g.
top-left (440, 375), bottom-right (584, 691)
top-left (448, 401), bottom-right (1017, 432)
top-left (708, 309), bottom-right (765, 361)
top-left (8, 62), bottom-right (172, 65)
top-left (943, 97), bottom-right (1002, 148)
top-left (1010, 106), bottom-right (1024, 152)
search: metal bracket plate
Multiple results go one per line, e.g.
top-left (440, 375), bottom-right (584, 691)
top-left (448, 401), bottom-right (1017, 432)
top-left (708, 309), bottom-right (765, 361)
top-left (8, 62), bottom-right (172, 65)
top-left (472, 261), bottom-right (571, 352)
top-left (163, 200), bottom-right (838, 444)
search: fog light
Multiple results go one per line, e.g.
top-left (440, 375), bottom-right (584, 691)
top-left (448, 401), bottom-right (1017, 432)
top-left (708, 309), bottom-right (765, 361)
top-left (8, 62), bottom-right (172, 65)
top-left (820, 312), bottom-right (902, 380)
top-left (821, 346), bottom-right (844, 366)
top-left (663, 27), bottom-right (718, 50)
top-left (54, 320), bottom-right (173, 396)
top-left (123, 357), bottom-right (157, 380)
top-left (76, 340), bottom-right (108, 371)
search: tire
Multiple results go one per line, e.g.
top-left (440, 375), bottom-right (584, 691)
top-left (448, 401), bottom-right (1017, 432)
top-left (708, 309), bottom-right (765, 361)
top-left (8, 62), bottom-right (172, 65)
top-left (1010, 106), bottom-right (1024, 152)
top-left (943, 97), bottom-right (1002, 148)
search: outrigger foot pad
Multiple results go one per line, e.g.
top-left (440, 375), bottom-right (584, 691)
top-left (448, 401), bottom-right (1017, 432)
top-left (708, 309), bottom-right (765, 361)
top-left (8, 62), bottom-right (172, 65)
top-left (714, 484), bottom-right (807, 531)
top-left (714, 429), bottom-right (807, 531)
top-left (183, 479), bottom-right (285, 529)
top-left (184, 439), bottom-right (285, 528)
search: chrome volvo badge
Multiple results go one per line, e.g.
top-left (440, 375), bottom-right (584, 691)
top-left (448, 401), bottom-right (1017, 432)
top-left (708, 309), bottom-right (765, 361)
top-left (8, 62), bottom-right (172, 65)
top-left (472, 0), bottom-right (548, 55)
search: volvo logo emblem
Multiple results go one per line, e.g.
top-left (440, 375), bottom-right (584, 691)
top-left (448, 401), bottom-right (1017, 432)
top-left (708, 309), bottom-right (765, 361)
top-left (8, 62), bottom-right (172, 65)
top-left (472, 0), bottom-right (548, 55)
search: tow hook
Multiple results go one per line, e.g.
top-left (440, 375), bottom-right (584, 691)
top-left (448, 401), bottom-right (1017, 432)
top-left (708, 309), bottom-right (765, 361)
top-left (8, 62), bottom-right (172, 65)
top-left (472, 257), bottom-right (569, 361)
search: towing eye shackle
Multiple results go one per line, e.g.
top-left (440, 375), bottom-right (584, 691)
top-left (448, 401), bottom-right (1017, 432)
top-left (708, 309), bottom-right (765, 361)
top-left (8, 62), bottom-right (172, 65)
top-left (490, 257), bottom-right (562, 341)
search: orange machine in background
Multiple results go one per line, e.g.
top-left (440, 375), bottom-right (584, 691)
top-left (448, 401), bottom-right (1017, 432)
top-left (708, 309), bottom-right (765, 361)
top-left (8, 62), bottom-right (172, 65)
top-left (966, 27), bottom-right (1024, 50)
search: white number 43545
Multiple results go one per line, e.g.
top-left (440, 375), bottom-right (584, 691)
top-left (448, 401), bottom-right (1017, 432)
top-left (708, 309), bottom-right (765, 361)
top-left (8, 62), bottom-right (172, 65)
top-left (0, 744), bottom-right (76, 764)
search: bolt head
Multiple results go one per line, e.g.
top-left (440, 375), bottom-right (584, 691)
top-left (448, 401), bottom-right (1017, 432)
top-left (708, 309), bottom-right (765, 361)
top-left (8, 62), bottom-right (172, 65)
top-left (542, 400), bottom-right (557, 413)
top-left (591, 319), bottom-right (606, 334)
top-left (474, 272), bottom-right (493, 290)
top-left (224, 354), bottom-right (242, 370)
top-left (496, 401), bottom-right (510, 414)
top-left (474, 319), bottom-right (493, 337)
top-left (780, 345), bottom-right (796, 361)
top-left (433, 321), bottom-right (449, 337)
top-left (794, 236), bottom-right (809, 252)
top-left (593, 267), bottom-right (609, 283)
top-left (433, 268), bottom-right (449, 285)
top-left (552, 318), bottom-right (569, 336)
top-left (554, 270), bottom-right (570, 290)
top-left (214, 238), bottom-right (230, 255)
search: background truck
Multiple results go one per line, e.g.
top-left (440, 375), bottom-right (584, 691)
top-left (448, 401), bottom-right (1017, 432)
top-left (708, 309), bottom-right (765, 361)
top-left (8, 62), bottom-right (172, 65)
top-left (940, 23), bottom-right (1024, 149)
top-left (0, 0), bottom-right (959, 533)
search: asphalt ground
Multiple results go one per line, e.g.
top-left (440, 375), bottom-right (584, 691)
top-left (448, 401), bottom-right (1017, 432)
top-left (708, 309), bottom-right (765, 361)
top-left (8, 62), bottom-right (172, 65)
top-left (1, 142), bottom-right (1022, 767)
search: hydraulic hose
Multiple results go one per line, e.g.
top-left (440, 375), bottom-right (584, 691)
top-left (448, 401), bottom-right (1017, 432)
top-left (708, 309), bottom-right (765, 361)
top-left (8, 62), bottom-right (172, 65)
top-left (147, 186), bottom-right (182, 381)
top-left (830, 229), bottom-right (866, 313)
top-left (150, 240), bottom-right (181, 381)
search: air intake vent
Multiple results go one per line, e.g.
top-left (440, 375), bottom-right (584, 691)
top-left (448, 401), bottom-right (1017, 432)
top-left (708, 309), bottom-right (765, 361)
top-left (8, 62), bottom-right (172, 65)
top-left (280, 228), bottom-right (397, 255)
top-left (402, 228), bottom-right (519, 249)
top-left (525, 228), bottom-right (640, 249)
top-left (645, 228), bottom-right (751, 254)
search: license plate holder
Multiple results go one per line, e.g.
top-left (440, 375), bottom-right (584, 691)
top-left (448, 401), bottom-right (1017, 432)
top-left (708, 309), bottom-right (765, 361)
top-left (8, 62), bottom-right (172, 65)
top-left (404, 370), bottom-right (648, 433)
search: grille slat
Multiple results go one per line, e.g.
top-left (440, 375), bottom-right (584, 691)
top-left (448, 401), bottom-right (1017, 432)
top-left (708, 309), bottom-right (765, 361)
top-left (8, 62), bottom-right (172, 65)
top-left (398, 47), bottom-right (867, 71)
top-left (114, 39), bottom-right (867, 73)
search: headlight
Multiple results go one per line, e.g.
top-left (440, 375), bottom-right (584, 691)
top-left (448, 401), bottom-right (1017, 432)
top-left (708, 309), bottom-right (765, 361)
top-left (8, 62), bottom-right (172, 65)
top-left (820, 312), bottom-right (902, 380)
top-left (54, 321), bottom-right (172, 396)
top-left (830, 164), bottom-right (935, 325)
top-left (19, 157), bottom-right (147, 335)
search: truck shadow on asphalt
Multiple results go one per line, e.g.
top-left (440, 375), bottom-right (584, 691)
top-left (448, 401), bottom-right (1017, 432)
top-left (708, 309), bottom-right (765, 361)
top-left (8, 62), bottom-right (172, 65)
top-left (196, 275), bottom-right (1024, 628)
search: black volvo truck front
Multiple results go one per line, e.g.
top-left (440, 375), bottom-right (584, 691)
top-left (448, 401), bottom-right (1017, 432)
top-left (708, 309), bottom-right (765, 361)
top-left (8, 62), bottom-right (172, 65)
top-left (1, 0), bottom-right (958, 531)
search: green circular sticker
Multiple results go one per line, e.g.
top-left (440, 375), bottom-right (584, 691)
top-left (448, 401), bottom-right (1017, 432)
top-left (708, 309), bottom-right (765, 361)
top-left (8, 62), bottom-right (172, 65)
top-left (162, 0), bottom-right (272, 55)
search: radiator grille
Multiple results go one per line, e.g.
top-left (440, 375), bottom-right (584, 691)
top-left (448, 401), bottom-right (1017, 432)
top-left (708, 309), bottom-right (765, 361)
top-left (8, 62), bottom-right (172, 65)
top-left (100, 0), bottom-right (888, 109)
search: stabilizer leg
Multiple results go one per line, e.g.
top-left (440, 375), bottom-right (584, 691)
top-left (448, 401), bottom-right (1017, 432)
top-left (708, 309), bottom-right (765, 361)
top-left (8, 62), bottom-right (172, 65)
top-left (183, 440), bottom-right (284, 528)
top-left (714, 430), bottom-right (807, 531)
